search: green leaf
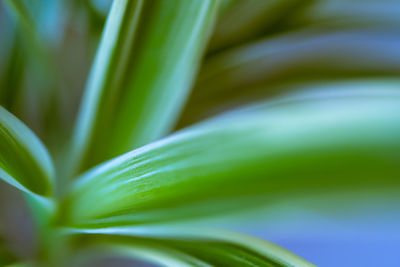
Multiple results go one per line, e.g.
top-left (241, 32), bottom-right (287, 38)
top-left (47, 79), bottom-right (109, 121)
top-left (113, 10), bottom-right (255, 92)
top-left (178, 31), bottom-right (400, 128)
top-left (70, 0), bottom-right (219, 174)
top-left (210, 0), bottom-right (400, 54)
top-left (0, 106), bottom-right (54, 198)
top-left (63, 80), bottom-right (400, 227)
top-left (0, 38), bottom-right (24, 113)
top-left (74, 242), bottom-right (208, 267)
top-left (3, 0), bottom-right (65, 142)
top-left (0, 243), bottom-right (17, 266)
top-left (3, 0), bottom-right (38, 46)
top-left (4, 263), bottom-right (33, 267)
top-left (209, 0), bottom-right (311, 52)
top-left (71, 228), bottom-right (315, 267)
top-left (298, 0), bottom-right (400, 30)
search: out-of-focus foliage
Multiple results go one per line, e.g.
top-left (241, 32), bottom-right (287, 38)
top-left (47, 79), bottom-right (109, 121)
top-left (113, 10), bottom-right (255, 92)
top-left (177, 31), bottom-right (400, 128)
top-left (0, 0), bottom-right (399, 266)
top-left (70, 0), bottom-right (218, 174)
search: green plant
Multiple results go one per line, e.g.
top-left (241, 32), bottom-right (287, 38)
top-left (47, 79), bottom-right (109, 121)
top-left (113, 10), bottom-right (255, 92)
top-left (0, 0), bottom-right (399, 266)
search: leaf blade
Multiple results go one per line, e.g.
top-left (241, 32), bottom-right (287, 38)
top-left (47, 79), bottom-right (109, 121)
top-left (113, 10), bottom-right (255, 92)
top-left (0, 106), bottom-right (54, 197)
top-left (70, 0), bottom-right (219, 173)
top-left (64, 81), bottom-right (400, 227)
top-left (178, 31), bottom-right (400, 128)
top-left (72, 228), bottom-right (315, 267)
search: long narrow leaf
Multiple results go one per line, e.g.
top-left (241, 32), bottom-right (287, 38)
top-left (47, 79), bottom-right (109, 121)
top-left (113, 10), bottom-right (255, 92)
top-left (71, 228), bottom-right (315, 267)
top-left (209, 0), bottom-right (311, 52)
top-left (0, 106), bottom-right (54, 198)
top-left (178, 31), bottom-right (400, 128)
top-left (3, 0), bottom-right (66, 144)
top-left (70, 0), bottom-right (218, 174)
top-left (73, 242), bottom-right (209, 267)
top-left (63, 81), bottom-right (400, 227)
top-left (298, 0), bottom-right (400, 30)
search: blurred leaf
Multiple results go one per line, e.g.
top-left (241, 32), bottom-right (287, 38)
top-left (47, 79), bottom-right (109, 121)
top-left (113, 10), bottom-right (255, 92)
top-left (0, 39), bottom-right (24, 113)
top-left (73, 228), bottom-right (315, 267)
top-left (178, 30), bottom-right (400, 128)
top-left (3, 263), bottom-right (33, 267)
top-left (0, 106), bottom-right (54, 199)
top-left (3, 0), bottom-right (38, 43)
top-left (87, 0), bottom-right (113, 16)
top-left (295, 0), bottom-right (400, 31)
top-left (63, 81), bottom-right (400, 228)
top-left (208, 0), bottom-right (314, 53)
top-left (4, 0), bottom-right (66, 46)
top-left (210, 0), bottom-right (400, 54)
top-left (3, 0), bottom-right (64, 140)
top-left (0, 243), bottom-right (17, 266)
top-left (83, 0), bottom-right (107, 37)
top-left (70, 0), bottom-right (219, 174)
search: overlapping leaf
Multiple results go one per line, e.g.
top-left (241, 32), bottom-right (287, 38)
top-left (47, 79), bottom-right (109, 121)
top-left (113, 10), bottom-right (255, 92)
top-left (72, 228), bottom-right (315, 267)
top-left (0, 106), bottom-right (54, 197)
top-left (178, 30), bottom-right (400, 128)
top-left (63, 81), bottom-right (400, 228)
top-left (210, 0), bottom-right (400, 54)
top-left (70, 0), bottom-right (219, 173)
top-left (209, 0), bottom-right (312, 52)
top-left (297, 0), bottom-right (400, 30)
top-left (3, 0), bottom-right (67, 146)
